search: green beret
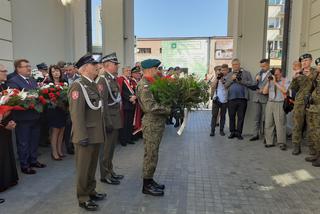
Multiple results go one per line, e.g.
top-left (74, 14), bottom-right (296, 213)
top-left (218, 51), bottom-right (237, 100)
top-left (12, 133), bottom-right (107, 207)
top-left (141, 59), bottom-right (161, 69)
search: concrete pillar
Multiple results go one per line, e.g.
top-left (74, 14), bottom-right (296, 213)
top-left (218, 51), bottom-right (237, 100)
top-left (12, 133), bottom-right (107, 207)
top-left (101, 0), bottom-right (125, 65)
top-left (123, 0), bottom-right (135, 67)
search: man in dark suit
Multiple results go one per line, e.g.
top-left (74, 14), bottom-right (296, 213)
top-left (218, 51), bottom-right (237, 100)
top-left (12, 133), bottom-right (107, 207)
top-left (118, 66), bottom-right (137, 146)
top-left (7, 59), bottom-right (46, 175)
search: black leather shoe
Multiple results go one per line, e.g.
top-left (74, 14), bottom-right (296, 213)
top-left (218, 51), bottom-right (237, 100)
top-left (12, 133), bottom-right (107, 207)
top-left (279, 144), bottom-right (287, 151)
top-left (100, 177), bottom-right (120, 185)
top-left (228, 133), bottom-right (236, 139)
top-left (90, 193), bottom-right (107, 201)
top-left (249, 135), bottom-right (259, 141)
top-left (120, 143), bottom-right (127, 147)
top-left (312, 157), bottom-right (320, 167)
top-left (30, 162), bottom-right (47, 168)
top-left (128, 141), bottom-right (135, 145)
top-left (142, 184), bottom-right (164, 196)
top-left (67, 148), bottom-right (74, 155)
top-left (305, 155), bottom-right (318, 162)
top-left (21, 167), bottom-right (36, 175)
top-left (0, 199), bottom-right (5, 204)
top-left (210, 132), bottom-right (215, 137)
top-left (265, 144), bottom-right (275, 148)
top-left (292, 145), bottom-right (301, 155)
top-left (174, 123), bottom-right (180, 128)
top-left (151, 179), bottom-right (165, 190)
top-left (79, 200), bottom-right (98, 211)
top-left (220, 131), bottom-right (225, 136)
top-left (237, 135), bottom-right (244, 140)
top-left (112, 174), bottom-right (124, 180)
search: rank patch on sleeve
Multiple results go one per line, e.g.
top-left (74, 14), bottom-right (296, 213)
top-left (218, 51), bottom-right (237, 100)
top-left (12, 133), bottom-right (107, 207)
top-left (72, 91), bottom-right (79, 100)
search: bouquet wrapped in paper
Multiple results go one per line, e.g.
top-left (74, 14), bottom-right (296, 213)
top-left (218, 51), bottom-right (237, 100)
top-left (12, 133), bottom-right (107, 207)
top-left (39, 82), bottom-right (68, 109)
top-left (0, 87), bottom-right (42, 115)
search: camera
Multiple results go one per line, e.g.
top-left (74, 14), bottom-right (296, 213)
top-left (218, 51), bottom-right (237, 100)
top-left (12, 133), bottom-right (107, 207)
top-left (268, 68), bottom-right (275, 81)
top-left (217, 73), bottom-right (223, 80)
top-left (236, 70), bottom-right (242, 81)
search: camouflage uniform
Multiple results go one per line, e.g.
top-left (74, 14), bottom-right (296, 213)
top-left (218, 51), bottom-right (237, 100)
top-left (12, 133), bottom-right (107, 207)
top-left (306, 74), bottom-right (320, 152)
top-left (289, 68), bottom-right (317, 149)
top-left (136, 77), bottom-right (171, 179)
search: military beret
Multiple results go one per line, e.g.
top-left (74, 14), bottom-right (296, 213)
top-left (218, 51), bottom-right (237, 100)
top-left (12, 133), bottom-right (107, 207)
top-left (141, 59), bottom-right (161, 69)
top-left (36, 63), bottom-right (48, 70)
top-left (299, 53), bottom-right (312, 62)
top-left (74, 54), bottom-right (99, 69)
top-left (315, 57), bottom-right (320, 66)
top-left (100, 52), bottom-right (120, 64)
top-left (131, 66), bottom-right (141, 73)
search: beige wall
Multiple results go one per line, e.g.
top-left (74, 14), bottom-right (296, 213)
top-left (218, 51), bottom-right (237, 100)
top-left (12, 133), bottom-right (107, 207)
top-left (135, 40), bottom-right (162, 62)
top-left (0, 0), bottom-right (13, 70)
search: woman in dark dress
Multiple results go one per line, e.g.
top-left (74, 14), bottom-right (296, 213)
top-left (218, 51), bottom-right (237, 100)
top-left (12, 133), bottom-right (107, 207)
top-left (0, 65), bottom-right (19, 203)
top-left (46, 65), bottom-right (68, 160)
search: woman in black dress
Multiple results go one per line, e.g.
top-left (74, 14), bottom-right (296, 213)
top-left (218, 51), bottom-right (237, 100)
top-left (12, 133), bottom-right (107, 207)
top-left (46, 65), bottom-right (68, 160)
top-left (0, 65), bottom-right (19, 203)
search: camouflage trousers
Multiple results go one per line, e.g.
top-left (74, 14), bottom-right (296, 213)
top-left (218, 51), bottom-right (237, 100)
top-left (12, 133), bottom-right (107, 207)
top-left (142, 120), bottom-right (165, 179)
top-left (306, 111), bottom-right (320, 151)
top-left (292, 104), bottom-right (306, 145)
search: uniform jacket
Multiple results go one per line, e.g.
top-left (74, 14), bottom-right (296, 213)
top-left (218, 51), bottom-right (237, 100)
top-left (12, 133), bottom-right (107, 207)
top-left (289, 68), bottom-right (317, 105)
top-left (252, 70), bottom-right (271, 103)
top-left (97, 72), bottom-right (122, 129)
top-left (136, 77), bottom-right (171, 126)
top-left (68, 76), bottom-right (104, 144)
top-left (118, 75), bottom-right (136, 111)
top-left (7, 74), bottom-right (40, 121)
top-left (307, 72), bottom-right (320, 113)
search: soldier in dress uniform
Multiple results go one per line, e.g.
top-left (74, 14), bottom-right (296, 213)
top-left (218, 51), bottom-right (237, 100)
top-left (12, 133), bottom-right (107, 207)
top-left (136, 59), bottom-right (171, 197)
top-left (290, 53), bottom-right (318, 155)
top-left (35, 63), bottom-right (49, 83)
top-left (68, 54), bottom-right (106, 211)
top-left (96, 52), bottom-right (124, 185)
top-left (305, 57), bottom-right (320, 166)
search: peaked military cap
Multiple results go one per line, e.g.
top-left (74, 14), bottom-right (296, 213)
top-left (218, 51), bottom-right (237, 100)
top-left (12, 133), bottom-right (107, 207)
top-left (100, 52), bottom-right (120, 64)
top-left (131, 66), bottom-right (141, 73)
top-left (74, 54), bottom-right (99, 69)
top-left (141, 59), bottom-right (161, 69)
top-left (36, 63), bottom-right (48, 70)
top-left (315, 57), bottom-right (320, 66)
top-left (299, 53), bottom-right (312, 62)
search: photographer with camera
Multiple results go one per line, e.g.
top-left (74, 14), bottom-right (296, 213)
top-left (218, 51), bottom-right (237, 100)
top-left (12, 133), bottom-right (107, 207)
top-left (305, 57), bottom-right (320, 166)
top-left (262, 68), bottom-right (290, 150)
top-left (210, 64), bottom-right (229, 137)
top-left (289, 53), bottom-right (318, 155)
top-left (250, 59), bottom-right (272, 141)
top-left (225, 58), bottom-right (253, 140)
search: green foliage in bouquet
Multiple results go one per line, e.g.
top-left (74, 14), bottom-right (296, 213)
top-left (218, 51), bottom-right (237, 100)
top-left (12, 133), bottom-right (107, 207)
top-left (150, 75), bottom-right (209, 110)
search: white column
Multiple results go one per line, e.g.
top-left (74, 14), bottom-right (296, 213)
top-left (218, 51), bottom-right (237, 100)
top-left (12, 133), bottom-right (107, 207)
top-left (123, 0), bottom-right (135, 67)
top-left (0, 0), bottom-right (13, 70)
top-left (101, 0), bottom-right (125, 65)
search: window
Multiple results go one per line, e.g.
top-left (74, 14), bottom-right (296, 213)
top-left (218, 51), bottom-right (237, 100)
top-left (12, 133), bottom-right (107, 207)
top-left (268, 18), bottom-right (281, 29)
top-left (87, 0), bottom-right (103, 54)
top-left (268, 0), bottom-right (284, 5)
top-left (138, 48), bottom-right (152, 54)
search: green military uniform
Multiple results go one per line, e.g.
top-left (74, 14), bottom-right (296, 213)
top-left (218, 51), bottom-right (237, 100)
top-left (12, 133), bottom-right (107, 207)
top-left (96, 71), bottom-right (122, 180)
top-left (136, 77), bottom-right (171, 179)
top-left (289, 67), bottom-right (317, 152)
top-left (68, 76), bottom-right (104, 203)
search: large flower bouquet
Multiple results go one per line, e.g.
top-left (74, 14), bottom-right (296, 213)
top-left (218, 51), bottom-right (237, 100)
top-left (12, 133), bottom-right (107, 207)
top-left (39, 83), bottom-right (69, 109)
top-left (149, 75), bottom-right (209, 135)
top-left (0, 88), bottom-right (43, 115)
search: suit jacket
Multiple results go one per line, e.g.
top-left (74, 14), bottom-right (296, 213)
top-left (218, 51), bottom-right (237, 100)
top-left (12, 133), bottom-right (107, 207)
top-left (252, 70), bottom-right (271, 103)
top-left (68, 77), bottom-right (104, 144)
top-left (118, 76), bottom-right (136, 111)
top-left (7, 71), bottom-right (18, 80)
top-left (7, 74), bottom-right (40, 121)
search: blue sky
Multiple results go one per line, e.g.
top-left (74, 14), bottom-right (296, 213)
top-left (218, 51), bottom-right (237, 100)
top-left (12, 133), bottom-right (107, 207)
top-left (134, 0), bottom-right (228, 38)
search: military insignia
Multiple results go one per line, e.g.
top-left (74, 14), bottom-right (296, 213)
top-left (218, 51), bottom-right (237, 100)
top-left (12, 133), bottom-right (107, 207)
top-left (72, 91), bottom-right (79, 100)
top-left (98, 84), bottom-right (104, 92)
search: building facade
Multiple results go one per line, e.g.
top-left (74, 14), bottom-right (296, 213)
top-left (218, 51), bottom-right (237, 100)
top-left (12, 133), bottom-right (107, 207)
top-left (0, 0), bottom-right (135, 72)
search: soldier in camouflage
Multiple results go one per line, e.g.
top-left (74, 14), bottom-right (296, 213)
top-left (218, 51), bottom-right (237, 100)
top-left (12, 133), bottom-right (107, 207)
top-left (305, 57), bottom-right (320, 166)
top-left (289, 53), bottom-right (318, 155)
top-left (136, 59), bottom-right (171, 197)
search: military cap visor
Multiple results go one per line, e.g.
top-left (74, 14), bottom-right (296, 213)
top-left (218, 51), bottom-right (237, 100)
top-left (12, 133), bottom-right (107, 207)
top-left (141, 59), bottom-right (161, 69)
top-left (36, 63), bottom-right (48, 70)
top-left (74, 54), bottom-right (99, 69)
top-left (131, 66), bottom-right (141, 73)
top-left (315, 57), bottom-right (320, 66)
top-left (299, 53), bottom-right (312, 62)
top-left (100, 52), bottom-right (120, 64)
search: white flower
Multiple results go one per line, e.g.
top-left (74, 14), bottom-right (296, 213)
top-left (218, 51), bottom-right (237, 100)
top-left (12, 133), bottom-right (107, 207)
top-left (48, 83), bottom-right (54, 86)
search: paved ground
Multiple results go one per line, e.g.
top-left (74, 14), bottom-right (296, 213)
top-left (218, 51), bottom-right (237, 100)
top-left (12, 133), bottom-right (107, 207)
top-left (1, 111), bottom-right (320, 214)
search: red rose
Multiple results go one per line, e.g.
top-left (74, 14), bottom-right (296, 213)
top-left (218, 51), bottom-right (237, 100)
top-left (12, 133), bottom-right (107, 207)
top-left (56, 87), bottom-right (61, 91)
top-left (60, 82), bottom-right (64, 86)
top-left (29, 103), bottom-right (35, 109)
top-left (39, 96), bottom-right (47, 105)
top-left (50, 97), bottom-right (57, 103)
top-left (49, 93), bottom-right (55, 98)
top-left (49, 88), bottom-right (55, 92)
top-left (56, 92), bottom-right (60, 97)
top-left (42, 89), bottom-right (49, 94)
